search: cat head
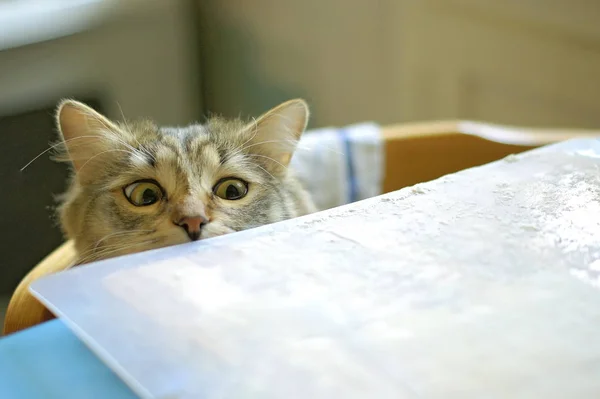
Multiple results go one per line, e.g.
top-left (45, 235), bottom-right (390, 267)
top-left (54, 99), bottom-right (314, 264)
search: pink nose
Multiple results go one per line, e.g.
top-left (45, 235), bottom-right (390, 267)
top-left (175, 216), bottom-right (207, 241)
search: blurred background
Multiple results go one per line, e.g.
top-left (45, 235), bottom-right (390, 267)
top-left (1, 0), bottom-right (600, 322)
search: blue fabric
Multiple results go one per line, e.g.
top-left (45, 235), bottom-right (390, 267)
top-left (0, 320), bottom-right (137, 399)
top-left (338, 129), bottom-right (358, 203)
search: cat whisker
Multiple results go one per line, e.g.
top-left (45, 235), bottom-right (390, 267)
top-left (73, 230), bottom-right (150, 263)
top-left (238, 139), bottom-right (296, 153)
top-left (73, 238), bottom-right (160, 268)
top-left (116, 101), bottom-right (132, 134)
top-left (77, 149), bottom-right (136, 174)
top-left (22, 128), bottom-right (156, 172)
top-left (21, 135), bottom-right (106, 171)
top-left (104, 130), bottom-right (151, 161)
top-left (246, 153), bottom-right (289, 171)
top-left (115, 103), bottom-right (157, 163)
top-left (225, 118), bottom-right (261, 160)
top-left (238, 116), bottom-right (260, 150)
top-left (83, 111), bottom-right (148, 161)
top-left (252, 162), bottom-right (277, 180)
top-left (115, 103), bottom-right (153, 157)
top-left (80, 120), bottom-right (153, 164)
top-left (92, 229), bottom-right (156, 252)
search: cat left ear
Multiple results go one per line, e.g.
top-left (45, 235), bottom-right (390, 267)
top-left (242, 99), bottom-right (309, 176)
top-left (55, 99), bottom-right (123, 183)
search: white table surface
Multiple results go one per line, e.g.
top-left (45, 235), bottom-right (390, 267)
top-left (32, 138), bottom-right (600, 399)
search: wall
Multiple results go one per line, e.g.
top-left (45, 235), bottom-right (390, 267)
top-left (198, 0), bottom-right (600, 129)
top-left (0, 0), bottom-right (200, 125)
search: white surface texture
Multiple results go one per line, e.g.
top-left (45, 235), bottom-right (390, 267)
top-left (32, 138), bottom-right (600, 399)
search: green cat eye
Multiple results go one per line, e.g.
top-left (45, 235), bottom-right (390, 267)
top-left (123, 180), bottom-right (163, 206)
top-left (213, 178), bottom-right (248, 200)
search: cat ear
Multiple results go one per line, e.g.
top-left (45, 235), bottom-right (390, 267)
top-left (242, 99), bottom-right (309, 175)
top-left (56, 100), bottom-right (122, 180)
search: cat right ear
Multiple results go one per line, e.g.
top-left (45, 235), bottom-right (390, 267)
top-left (55, 100), bottom-right (120, 179)
top-left (241, 99), bottom-right (309, 176)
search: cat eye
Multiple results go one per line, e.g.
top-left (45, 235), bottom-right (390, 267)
top-left (213, 178), bottom-right (248, 200)
top-left (123, 180), bottom-right (164, 206)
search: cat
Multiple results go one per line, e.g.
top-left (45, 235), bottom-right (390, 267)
top-left (54, 99), bottom-right (316, 265)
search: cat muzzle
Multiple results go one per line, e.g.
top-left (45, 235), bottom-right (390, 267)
top-left (175, 216), bottom-right (207, 241)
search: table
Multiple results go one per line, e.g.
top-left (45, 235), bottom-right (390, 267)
top-left (3, 138), bottom-right (600, 398)
top-left (0, 319), bottom-right (135, 398)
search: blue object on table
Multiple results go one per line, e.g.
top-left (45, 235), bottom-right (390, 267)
top-left (0, 319), bottom-right (136, 399)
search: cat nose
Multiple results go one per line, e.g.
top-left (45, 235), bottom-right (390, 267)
top-left (175, 216), bottom-right (207, 241)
